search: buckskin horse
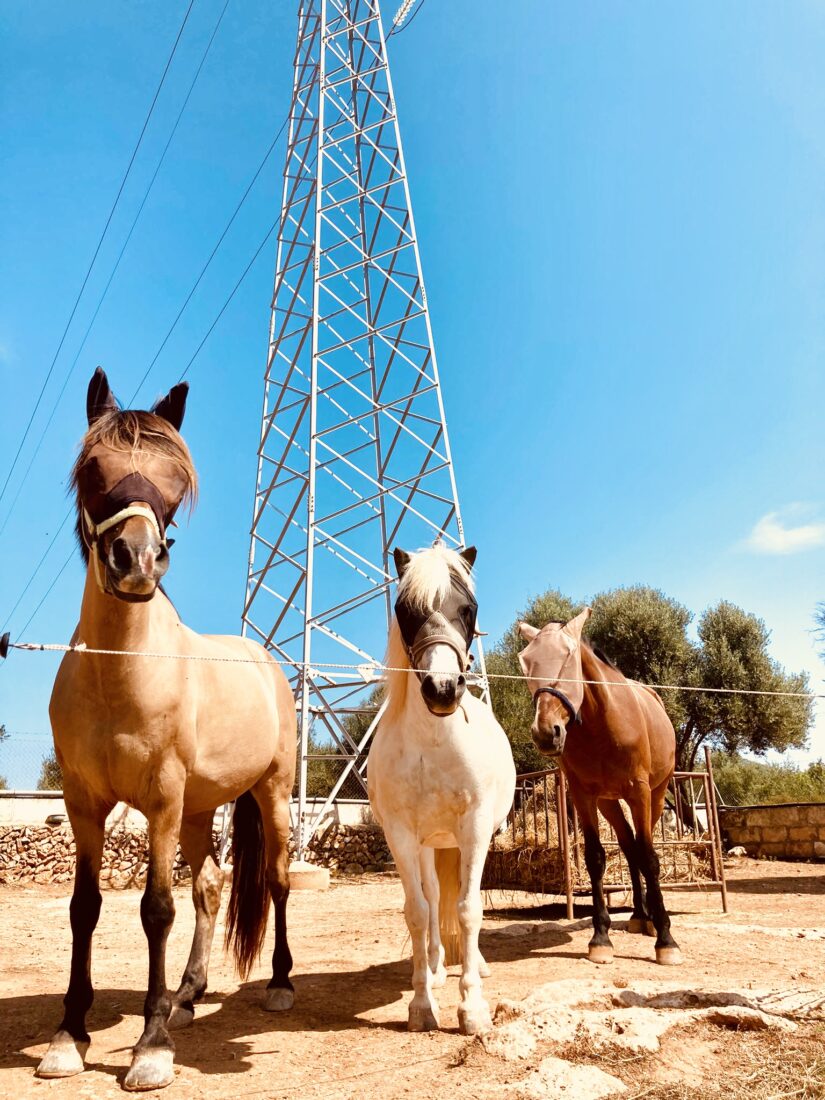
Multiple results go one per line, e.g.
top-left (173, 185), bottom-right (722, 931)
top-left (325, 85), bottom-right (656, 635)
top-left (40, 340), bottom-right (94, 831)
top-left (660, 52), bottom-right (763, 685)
top-left (37, 369), bottom-right (297, 1091)
top-left (518, 609), bottom-right (682, 966)
top-left (368, 544), bottom-right (516, 1035)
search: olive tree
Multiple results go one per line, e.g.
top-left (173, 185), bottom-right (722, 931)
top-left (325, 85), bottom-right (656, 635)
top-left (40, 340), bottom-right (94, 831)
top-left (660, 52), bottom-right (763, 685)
top-left (487, 586), bottom-right (812, 774)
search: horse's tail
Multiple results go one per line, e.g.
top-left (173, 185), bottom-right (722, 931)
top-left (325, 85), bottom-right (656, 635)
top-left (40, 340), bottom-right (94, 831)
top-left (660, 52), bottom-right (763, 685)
top-left (224, 790), bottom-right (270, 980)
top-left (435, 847), bottom-right (462, 966)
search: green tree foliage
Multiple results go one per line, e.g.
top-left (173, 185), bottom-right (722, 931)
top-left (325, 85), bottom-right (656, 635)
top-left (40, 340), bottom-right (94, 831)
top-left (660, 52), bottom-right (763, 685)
top-left (712, 751), bottom-right (825, 806)
top-left (487, 586), bottom-right (812, 774)
top-left (304, 685), bottom-right (385, 799)
top-left (37, 750), bottom-right (63, 791)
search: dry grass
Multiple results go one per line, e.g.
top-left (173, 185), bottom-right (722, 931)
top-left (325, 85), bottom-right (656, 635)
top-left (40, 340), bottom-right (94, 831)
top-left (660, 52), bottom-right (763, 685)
top-left (551, 1021), bottom-right (825, 1100)
top-left (487, 789), bottom-right (714, 895)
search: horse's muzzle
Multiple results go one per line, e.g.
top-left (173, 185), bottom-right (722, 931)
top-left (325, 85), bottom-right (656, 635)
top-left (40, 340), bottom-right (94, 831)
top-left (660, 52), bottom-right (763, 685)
top-left (107, 533), bottom-right (169, 597)
top-left (420, 672), bottom-right (466, 717)
top-left (532, 724), bottom-right (566, 757)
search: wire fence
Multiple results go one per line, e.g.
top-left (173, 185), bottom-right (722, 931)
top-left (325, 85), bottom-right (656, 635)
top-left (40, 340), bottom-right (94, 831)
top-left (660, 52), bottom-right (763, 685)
top-left (0, 733), bottom-right (59, 791)
top-left (3, 638), bottom-right (822, 699)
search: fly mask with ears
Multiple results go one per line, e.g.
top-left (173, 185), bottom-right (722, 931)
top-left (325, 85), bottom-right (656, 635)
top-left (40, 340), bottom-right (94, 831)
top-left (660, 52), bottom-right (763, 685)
top-left (394, 569), bottom-right (478, 676)
top-left (518, 623), bottom-right (585, 741)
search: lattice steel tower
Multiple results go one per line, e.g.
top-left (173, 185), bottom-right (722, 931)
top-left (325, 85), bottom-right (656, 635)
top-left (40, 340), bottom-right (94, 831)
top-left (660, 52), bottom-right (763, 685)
top-left (243, 0), bottom-right (481, 855)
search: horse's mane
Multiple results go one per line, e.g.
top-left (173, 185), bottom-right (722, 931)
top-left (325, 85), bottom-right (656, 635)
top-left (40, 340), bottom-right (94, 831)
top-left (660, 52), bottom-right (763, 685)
top-left (381, 545), bottom-right (474, 726)
top-left (71, 409), bottom-right (198, 562)
top-left (589, 642), bottom-right (619, 673)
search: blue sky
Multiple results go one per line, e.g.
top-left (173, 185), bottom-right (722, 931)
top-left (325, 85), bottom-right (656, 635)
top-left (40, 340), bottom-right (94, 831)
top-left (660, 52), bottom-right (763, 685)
top-left (1, 1), bottom-right (823, 784)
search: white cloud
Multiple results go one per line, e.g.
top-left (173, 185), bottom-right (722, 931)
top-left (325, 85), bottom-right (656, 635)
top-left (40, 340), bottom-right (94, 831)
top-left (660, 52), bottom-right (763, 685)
top-left (745, 505), bottom-right (825, 555)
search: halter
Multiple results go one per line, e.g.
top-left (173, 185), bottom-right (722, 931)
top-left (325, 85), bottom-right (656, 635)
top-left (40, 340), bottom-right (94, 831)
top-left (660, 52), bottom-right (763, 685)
top-left (532, 685), bottom-right (581, 724)
top-left (80, 472), bottom-right (173, 602)
top-left (407, 630), bottom-right (471, 672)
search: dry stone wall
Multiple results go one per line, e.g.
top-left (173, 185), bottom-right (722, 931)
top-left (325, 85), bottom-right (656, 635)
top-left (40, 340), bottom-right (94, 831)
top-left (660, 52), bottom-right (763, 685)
top-left (0, 822), bottom-right (393, 887)
top-left (719, 803), bottom-right (825, 860)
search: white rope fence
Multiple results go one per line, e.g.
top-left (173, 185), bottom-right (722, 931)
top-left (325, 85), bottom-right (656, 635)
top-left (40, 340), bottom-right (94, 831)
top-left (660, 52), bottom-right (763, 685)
top-left (3, 638), bottom-right (822, 700)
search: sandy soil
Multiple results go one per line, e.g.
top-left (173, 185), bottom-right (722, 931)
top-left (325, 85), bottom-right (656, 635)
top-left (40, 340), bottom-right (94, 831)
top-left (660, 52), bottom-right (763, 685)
top-left (0, 858), bottom-right (823, 1098)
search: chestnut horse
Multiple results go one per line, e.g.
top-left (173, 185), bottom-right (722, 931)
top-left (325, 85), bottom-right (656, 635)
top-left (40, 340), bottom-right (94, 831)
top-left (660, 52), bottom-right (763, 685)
top-left (37, 369), bottom-right (297, 1091)
top-left (518, 609), bottom-right (682, 966)
top-left (369, 545), bottom-right (516, 1035)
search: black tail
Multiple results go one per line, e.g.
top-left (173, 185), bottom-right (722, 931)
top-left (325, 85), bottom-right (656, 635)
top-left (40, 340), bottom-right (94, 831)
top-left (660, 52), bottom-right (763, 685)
top-left (224, 791), bottom-right (270, 980)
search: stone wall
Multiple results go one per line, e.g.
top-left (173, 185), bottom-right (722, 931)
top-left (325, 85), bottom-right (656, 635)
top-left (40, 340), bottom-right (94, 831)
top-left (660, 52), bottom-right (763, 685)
top-left (0, 822), bottom-right (393, 887)
top-left (719, 803), bottom-right (825, 860)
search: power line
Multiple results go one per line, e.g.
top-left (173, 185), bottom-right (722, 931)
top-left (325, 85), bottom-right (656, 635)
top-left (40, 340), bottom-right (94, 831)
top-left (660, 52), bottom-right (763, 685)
top-left (12, 549), bottom-right (75, 647)
top-left (3, 95), bottom-right (292, 638)
top-left (0, 511), bottom-right (73, 635)
top-left (179, 218), bottom-right (278, 380)
top-left (3, 212), bottom-right (280, 640)
top-left (389, 0), bottom-right (427, 36)
top-left (129, 112), bottom-right (291, 404)
top-left (0, 0), bottom-right (197, 511)
top-left (0, 0), bottom-right (231, 539)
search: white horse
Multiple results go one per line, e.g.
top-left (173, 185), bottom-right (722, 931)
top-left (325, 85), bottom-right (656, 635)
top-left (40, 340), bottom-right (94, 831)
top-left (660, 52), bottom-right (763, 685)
top-left (368, 545), bottom-right (516, 1035)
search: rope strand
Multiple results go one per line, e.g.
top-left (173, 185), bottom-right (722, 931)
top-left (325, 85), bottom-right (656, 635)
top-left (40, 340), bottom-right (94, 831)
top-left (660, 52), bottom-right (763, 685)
top-left (4, 639), bottom-right (822, 699)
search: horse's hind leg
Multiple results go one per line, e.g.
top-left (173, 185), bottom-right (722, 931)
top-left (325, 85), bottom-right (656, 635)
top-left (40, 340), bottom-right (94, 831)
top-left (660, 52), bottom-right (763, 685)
top-left (168, 811), bottom-right (225, 1029)
top-left (573, 788), bottom-right (614, 964)
top-left (598, 799), bottom-right (651, 935)
top-left (253, 777), bottom-right (294, 1012)
top-left (629, 781), bottom-right (682, 966)
top-left (37, 790), bottom-right (112, 1079)
top-left (419, 848), bottom-right (446, 987)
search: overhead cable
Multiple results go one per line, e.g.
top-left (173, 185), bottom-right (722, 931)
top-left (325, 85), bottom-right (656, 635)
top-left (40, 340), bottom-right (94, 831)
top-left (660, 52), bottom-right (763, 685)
top-left (0, 0), bottom-right (198, 510)
top-left (0, 0), bottom-right (231, 539)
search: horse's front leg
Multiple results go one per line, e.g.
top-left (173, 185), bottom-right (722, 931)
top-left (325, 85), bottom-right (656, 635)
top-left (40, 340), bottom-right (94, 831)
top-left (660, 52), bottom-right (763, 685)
top-left (124, 793), bottom-right (184, 1092)
top-left (385, 824), bottom-right (439, 1031)
top-left (571, 784), bottom-right (613, 964)
top-left (37, 790), bottom-right (112, 1079)
top-left (419, 847), bottom-right (446, 988)
top-left (454, 816), bottom-right (493, 1036)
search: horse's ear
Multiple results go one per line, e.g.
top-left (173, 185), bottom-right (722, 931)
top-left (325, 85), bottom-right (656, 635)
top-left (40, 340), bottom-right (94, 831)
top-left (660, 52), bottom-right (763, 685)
top-left (87, 367), bottom-right (118, 425)
top-left (393, 547), bottom-right (412, 579)
top-left (459, 545), bottom-right (477, 571)
top-left (518, 622), bottom-right (540, 641)
top-left (152, 382), bottom-right (189, 431)
top-left (566, 606), bottom-right (592, 639)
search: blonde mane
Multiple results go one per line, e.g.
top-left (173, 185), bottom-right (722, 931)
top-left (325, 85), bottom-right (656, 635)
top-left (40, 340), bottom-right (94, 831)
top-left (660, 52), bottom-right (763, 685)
top-left (72, 409), bottom-right (199, 509)
top-left (382, 545), bottom-right (475, 726)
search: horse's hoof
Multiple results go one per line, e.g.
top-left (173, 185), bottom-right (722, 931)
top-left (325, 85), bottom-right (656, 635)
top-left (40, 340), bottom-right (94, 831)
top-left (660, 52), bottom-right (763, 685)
top-left (408, 1004), bottom-right (439, 1032)
top-left (431, 963), bottom-right (447, 989)
top-left (123, 1049), bottom-right (175, 1092)
top-left (479, 956), bottom-right (491, 979)
top-left (644, 921), bottom-right (657, 937)
top-left (626, 917), bottom-right (646, 934)
top-left (36, 1033), bottom-right (88, 1078)
top-left (588, 944), bottom-right (614, 965)
top-left (458, 1004), bottom-right (492, 1036)
top-left (167, 1004), bottom-right (194, 1030)
top-left (656, 946), bottom-right (683, 966)
top-left (263, 986), bottom-right (295, 1012)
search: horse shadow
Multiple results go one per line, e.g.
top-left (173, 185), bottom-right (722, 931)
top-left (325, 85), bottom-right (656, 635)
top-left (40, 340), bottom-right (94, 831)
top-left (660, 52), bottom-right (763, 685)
top-left (0, 919), bottom-right (575, 1084)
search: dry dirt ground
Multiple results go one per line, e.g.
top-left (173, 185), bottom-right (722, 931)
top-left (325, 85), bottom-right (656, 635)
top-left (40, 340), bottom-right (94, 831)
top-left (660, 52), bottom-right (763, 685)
top-left (1, 858), bottom-right (824, 1099)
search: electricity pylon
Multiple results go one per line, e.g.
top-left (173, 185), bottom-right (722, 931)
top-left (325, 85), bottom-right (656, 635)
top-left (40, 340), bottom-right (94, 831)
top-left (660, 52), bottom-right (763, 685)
top-left (242, 0), bottom-right (481, 855)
